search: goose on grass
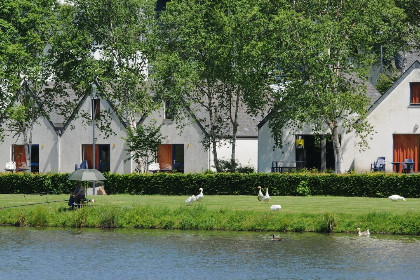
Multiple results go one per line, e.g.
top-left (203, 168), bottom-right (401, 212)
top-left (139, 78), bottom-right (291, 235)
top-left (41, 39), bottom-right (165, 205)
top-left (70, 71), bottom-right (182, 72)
top-left (262, 188), bottom-right (270, 204)
top-left (388, 195), bottom-right (406, 202)
top-left (257, 186), bottom-right (264, 201)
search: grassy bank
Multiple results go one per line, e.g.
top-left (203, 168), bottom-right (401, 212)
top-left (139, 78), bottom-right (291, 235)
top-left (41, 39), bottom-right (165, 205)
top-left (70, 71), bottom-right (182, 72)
top-left (0, 194), bottom-right (419, 235)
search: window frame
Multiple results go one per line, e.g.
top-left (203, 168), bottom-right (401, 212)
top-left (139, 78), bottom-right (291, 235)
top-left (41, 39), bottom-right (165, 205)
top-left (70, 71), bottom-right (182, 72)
top-left (409, 82), bottom-right (420, 106)
top-left (164, 100), bottom-right (173, 120)
top-left (92, 98), bottom-right (100, 119)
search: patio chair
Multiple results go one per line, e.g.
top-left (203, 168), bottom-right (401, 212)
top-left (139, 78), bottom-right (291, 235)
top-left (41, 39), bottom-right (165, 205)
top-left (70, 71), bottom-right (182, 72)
top-left (402, 158), bottom-right (414, 173)
top-left (80, 160), bottom-right (88, 169)
top-left (5, 161), bottom-right (16, 172)
top-left (370, 157), bottom-right (386, 172)
top-left (148, 162), bottom-right (160, 173)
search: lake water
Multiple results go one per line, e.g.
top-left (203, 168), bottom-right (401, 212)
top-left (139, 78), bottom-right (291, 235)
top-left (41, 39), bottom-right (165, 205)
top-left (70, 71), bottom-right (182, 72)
top-left (0, 227), bottom-right (419, 280)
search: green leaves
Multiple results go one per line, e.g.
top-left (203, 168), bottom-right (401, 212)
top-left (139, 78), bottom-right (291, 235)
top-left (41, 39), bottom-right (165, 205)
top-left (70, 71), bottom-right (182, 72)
top-left (123, 120), bottom-right (165, 171)
top-left (50, 0), bottom-right (158, 131)
top-left (0, 0), bottom-right (58, 155)
top-left (151, 0), bottom-right (273, 171)
top-left (265, 0), bottom-right (410, 172)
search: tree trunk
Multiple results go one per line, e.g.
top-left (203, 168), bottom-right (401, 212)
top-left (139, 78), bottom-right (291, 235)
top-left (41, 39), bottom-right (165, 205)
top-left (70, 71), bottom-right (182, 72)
top-left (212, 137), bottom-right (221, 172)
top-left (330, 121), bottom-right (343, 174)
top-left (129, 115), bottom-right (141, 172)
top-left (230, 136), bottom-right (236, 172)
top-left (23, 122), bottom-right (33, 173)
top-left (230, 93), bottom-right (240, 172)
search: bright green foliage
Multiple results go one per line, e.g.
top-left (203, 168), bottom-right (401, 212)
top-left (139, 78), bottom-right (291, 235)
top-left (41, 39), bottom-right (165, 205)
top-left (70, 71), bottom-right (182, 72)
top-left (394, 0), bottom-right (420, 50)
top-left (123, 120), bottom-right (165, 172)
top-left (265, 0), bottom-right (409, 173)
top-left (0, 173), bottom-right (74, 194)
top-left (151, 0), bottom-right (272, 171)
top-left (0, 194), bottom-right (420, 234)
top-left (376, 71), bottom-right (400, 95)
top-left (1, 172), bottom-right (420, 199)
top-left (49, 0), bottom-right (159, 139)
top-left (0, 0), bottom-right (59, 167)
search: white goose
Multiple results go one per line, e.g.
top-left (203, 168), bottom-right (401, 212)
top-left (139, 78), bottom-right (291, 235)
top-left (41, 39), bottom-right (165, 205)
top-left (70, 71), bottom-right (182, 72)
top-left (270, 205), bottom-right (281, 211)
top-left (262, 188), bottom-right (270, 204)
top-left (357, 228), bottom-right (370, 236)
top-left (388, 195), bottom-right (406, 202)
top-left (196, 188), bottom-right (204, 202)
top-left (185, 195), bottom-right (197, 205)
top-left (257, 186), bottom-right (264, 201)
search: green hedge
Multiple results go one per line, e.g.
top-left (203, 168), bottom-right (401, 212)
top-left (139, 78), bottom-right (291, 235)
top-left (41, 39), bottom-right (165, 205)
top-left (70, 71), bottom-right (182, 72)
top-left (0, 172), bottom-right (419, 198)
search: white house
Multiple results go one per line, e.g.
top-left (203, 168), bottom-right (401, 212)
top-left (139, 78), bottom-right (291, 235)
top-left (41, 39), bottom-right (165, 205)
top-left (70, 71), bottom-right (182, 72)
top-left (353, 60), bottom-right (420, 172)
top-left (258, 60), bottom-right (420, 173)
top-left (0, 115), bottom-right (59, 173)
top-left (0, 85), bottom-right (260, 174)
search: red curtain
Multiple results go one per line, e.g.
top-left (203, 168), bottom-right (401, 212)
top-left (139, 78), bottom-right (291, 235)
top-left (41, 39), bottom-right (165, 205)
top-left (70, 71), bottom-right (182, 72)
top-left (393, 134), bottom-right (419, 172)
top-left (13, 145), bottom-right (26, 168)
top-left (411, 83), bottom-right (420, 104)
top-left (83, 144), bottom-right (100, 169)
top-left (157, 144), bottom-right (172, 170)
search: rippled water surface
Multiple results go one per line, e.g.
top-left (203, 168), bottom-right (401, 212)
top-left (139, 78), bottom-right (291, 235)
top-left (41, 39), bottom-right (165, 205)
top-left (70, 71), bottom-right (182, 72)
top-left (0, 227), bottom-right (419, 280)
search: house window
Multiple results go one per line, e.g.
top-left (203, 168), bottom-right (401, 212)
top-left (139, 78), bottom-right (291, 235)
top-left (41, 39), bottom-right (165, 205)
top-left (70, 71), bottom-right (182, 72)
top-left (82, 144), bottom-right (110, 172)
top-left (410, 83), bottom-right (420, 105)
top-left (164, 100), bottom-right (173, 120)
top-left (92, 98), bottom-right (100, 119)
top-left (157, 144), bottom-right (184, 173)
top-left (393, 134), bottom-right (419, 172)
top-left (12, 144), bottom-right (39, 172)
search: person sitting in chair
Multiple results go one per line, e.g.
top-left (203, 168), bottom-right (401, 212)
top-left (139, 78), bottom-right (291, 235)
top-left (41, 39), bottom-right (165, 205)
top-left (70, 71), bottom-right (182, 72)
top-left (68, 182), bottom-right (85, 206)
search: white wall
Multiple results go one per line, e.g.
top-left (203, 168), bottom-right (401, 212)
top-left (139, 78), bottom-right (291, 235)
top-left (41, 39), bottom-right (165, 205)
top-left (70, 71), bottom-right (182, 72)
top-left (258, 122), bottom-right (298, 173)
top-left (258, 62), bottom-right (420, 174)
top-left (0, 118), bottom-right (59, 173)
top-left (354, 65), bottom-right (420, 172)
top-left (258, 121), bottom-right (355, 173)
top-left (59, 97), bottom-right (131, 173)
top-left (209, 138), bottom-right (258, 171)
top-left (144, 108), bottom-right (209, 173)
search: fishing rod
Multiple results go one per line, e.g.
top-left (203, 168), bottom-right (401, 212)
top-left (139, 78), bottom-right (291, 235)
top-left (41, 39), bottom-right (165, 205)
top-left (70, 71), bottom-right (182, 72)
top-left (0, 199), bottom-right (68, 210)
top-left (0, 191), bottom-right (67, 210)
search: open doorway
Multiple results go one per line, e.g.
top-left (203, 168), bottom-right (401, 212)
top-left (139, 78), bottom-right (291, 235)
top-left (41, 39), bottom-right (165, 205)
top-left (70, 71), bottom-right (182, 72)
top-left (295, 135), bottom-right (335, 171)
top-left (12, 144), bottom-right (39, 172)
top-left (82, 144), bottom-right (111, 172)
top-left (157, 144), bottom-right (184, 173)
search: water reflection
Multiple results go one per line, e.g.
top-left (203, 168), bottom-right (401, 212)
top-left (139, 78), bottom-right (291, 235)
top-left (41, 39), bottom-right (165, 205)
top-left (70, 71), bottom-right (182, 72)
top-left (0, 227), bottom-right (419, 280)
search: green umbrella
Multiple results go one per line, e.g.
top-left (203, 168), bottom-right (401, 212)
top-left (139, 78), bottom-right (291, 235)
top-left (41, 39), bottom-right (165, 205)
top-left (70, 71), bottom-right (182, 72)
top-left (68, 169), bottom-right (107, 181)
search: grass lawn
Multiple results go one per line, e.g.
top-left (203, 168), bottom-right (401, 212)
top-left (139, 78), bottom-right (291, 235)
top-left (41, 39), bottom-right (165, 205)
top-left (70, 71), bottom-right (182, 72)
top-left (0, 193), bottom-right (418, 214)
top-left (0, 194), bottom-right (419, 234)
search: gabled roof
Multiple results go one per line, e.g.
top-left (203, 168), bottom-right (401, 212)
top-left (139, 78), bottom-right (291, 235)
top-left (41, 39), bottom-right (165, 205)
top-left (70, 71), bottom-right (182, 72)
top-left (257, 78), bottom-right (382, 130)
top-left (367, 60), bottom-right (420, 114)
top-left (46, 81), bottom-right (129, 135)
top-left (10, 82), bottom-right (61, 135)
top-left (190, 102), bottom-right (264, 138)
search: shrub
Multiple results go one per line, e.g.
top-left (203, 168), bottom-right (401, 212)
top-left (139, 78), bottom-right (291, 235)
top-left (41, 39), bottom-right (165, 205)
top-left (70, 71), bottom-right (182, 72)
top-left (296, 180), bottom-right (311, 196)
top-left (1, 172), bottom-right (420, 198)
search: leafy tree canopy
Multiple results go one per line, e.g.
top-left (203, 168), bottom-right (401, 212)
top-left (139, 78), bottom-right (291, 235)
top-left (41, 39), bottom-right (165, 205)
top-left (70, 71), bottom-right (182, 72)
top-left (265, 0), bottom-right (409, 173)
top-left (150, 0), bottom-right (272, 171)
top-left (49, 0), bottom-right (159, 135)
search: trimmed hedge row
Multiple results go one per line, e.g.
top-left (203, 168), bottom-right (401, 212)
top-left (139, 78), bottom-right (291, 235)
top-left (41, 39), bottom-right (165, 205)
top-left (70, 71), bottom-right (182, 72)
top-left (0, 173), bottom-right (74, 194)
top-left (0, 172), bottom-right (419, 198)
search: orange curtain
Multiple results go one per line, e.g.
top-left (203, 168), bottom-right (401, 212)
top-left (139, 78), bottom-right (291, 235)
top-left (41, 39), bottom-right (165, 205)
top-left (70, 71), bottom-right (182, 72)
top-left (83, 144), bottom-right (100, 169)
top-left (393, 134), bottom-right (419, 172)
top-left (411, 83), bottom-right (420, 104)
top-left (157, 144), bottom-right (172, 169)
top-left (13, 145), bottom-right (26, 168)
